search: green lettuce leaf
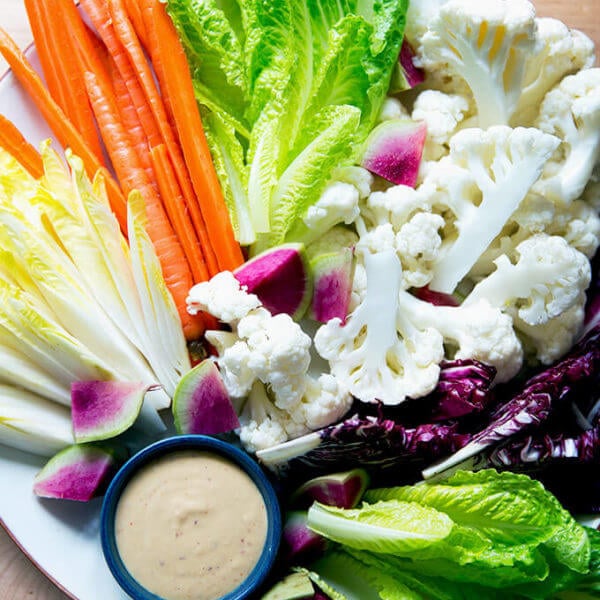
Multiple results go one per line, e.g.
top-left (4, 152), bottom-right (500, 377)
top-left (305, 470), bottom-right (595, 597)
top-left (167, 0), bottom-right (408, 249)
top-left (166, 0), bottom-right (249, 136)
top-left (365, 469), bottom-right (591, 573)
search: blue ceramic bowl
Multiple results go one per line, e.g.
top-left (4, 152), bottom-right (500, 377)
top-left (100, 435), bottom-right (282, 600)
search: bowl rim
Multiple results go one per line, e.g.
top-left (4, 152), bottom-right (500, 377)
top-left (100, 434), bottom-right (282, 600)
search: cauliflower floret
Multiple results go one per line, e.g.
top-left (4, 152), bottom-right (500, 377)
top-left (316, 249), bottom-right (524, 404)
top-left (195, 272), bottom-right (352, 452)
top-left (378, 97), bottom-right (411, 122)
top-left (315, 250), bottom-right (445, 405)
top-left (360, 184), bottom-right (431, 232)
top-left (419, 0), bottom-right (537, 127)
top-left (238, 381), bottom-right (300, 452)
top-left (427, 126), bottom-right (560, 293)
top-left (401, 295), bottom-right (524, 383)
top-left (412, 90), bottom-right (471, 161)
top-left (515, 301), bottom-right (586, 364)
top-left (466, 234), bottom-right (591, 326)
top-left (534, 68), bottom-right (600, 204)
top-left (187, 271), bottom-right (260, 323)
top-left (474, 193), bottom-right (600, 277)
top-left (288, 374), bottom-right (352, 431)
top-left (405, 0), bottom-right (449, 45)
top-left (395, 212), bottom-right (445, 288)
top-left (356, 223), bottom-right (397, 255)
top-left (546, 200), bottom-right (600, 258)
top-left (230, 308), bottom-right (312, 410)
top-left (294, 179), bottom-right (363, 246)
top-left (331, 166), bottom-right (374, 199)
top-left (513, 18), bottom-right (596, 126)
top-left (207, 339), bottom-right (258, 399)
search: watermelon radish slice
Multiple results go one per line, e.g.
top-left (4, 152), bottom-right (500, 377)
top-left (289, 469), bottom-right (369, 509)
top-left (234, 243), bottom-right (313, 320)
top-left (282, 511), bottom-right (329, 565)
top-left (71, 381), bottom-right (152, 444)
top-left (172, 359), bottom-right (239, 435)
top-left (360, 118), bottom-right (427, 187)
top-left (33, 444), bottom-right (124, 501)
top-left (389, 39), bottom-right (426, 93)
top-left (310, 246), bottom-right (355, 324)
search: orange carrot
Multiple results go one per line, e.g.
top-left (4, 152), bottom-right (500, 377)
top-left (0, 113), bottom-right (44, 178)
top-left (79, 0), bottom-right (162, 148)
top-left (83, 69), bottom-right (203, 339)
top-left (109, 0), bottom-right (220, 277)
top-left (0, 27), bottom-right (127, 229)
top-left (142, 0), bottom-right (244, 273)
top-left (123, 0), bottom-right (150, 51)
top-left (150, 144), bottom-right (209, 282)
top-left (107, 58), bottom-right (154, 178)
top-left (25, 0), bottom-right (106, 164)
top-left (23, 0), bottom-right (69, 117)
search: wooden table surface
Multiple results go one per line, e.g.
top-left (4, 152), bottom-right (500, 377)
top-left (0, 1), bottom-right (599, 599)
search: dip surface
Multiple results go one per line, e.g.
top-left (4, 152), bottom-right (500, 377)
top-left (114, 450), bottom-right (268, 600)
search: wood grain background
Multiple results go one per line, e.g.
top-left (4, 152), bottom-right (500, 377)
top-left (0, 0), bottom-right (598, 598)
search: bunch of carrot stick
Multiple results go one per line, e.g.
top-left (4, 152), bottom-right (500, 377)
top-left (0, 0), bottom-right (244, 340)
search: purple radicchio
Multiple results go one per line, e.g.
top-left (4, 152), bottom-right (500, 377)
top-left (428, 359), bottom-right (497, 421)
top-left (582, 248), bottom-right (600, 338)
top-left (257, 404), bottom-right (470, 486)
top-left (423, 325), bottom-right (600, 480)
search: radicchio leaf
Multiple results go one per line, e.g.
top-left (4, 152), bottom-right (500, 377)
top-left (429, 359), bottom-right (496, 421)
top-left (258, 404), bottom-right (470, 485)
top-left (423, 325), bottom-right (600, 479)
top-left (489, 426), bottom-right (600, 466)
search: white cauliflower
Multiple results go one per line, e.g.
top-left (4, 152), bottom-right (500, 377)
top-left (427, 126), bottom-right (560, 293)
top-left (208, 306), bottom-right (312, 409)
top-left (419, 0), bottom-right (537, 127)
top-left (534, 68), bottom-right (600, 205)
top-left (187, 271), bottom-right (260, 323)
top-left (238, 381), bottom-right (295, 452)
top-left (411, 90), bottom-right (472, 161)
top-left (378, 97), bottom-right (411, 122)
top-left (394, 212), bottom-right (445, 289)
top-left (466, 234), bottom-right (591, 326)
top-left (191, 271), bottom-right (351, 451)
top-left (513, 18), bottom-right (596, 126)
top-left (290, 169), bottom-right (372, 245)
top-left (315, 249), bottom-right (523, 406)
top-left (515, 302), bottom-right (587, 365)
top-left (287, 374), bottom-right (352, 431)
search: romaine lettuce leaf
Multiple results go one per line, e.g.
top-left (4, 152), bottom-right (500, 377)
top-left (166, 0), bottom-right (408, 250)
top-left (305, 470), bottom-right (595, 598)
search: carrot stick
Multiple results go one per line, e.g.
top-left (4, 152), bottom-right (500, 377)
top-left (0, 114), bottom-right (44, 178)
top-left (79, 0), bottom-right (162, 148)
top-left (25, 0), bottom-right (106, 164)
top-left (83, 70), bottom-right (203, 340)
top-left (0, 27), bottom-right (127, 229)
top-left (109, 0), bottom-right (220, 277)
top-left (123, 0), bottom-right (149, 51)
top-left (23, 0), bottom-right (69, 116)
top-left (107, 58), bottom-right (154, 178)
top-left (149, 145), bottom-right (209, 282)
top-left (142, 0), bottom-right (244, 274)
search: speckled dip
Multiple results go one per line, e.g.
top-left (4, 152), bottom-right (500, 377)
top-left (100, 435), bottom-right (282, 600)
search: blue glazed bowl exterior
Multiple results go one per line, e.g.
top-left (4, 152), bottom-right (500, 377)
top-left (100, 435), bottom-right (282, 600)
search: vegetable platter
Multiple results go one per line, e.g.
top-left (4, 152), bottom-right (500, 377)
top-left (0, 0), bottom-right (600, 600)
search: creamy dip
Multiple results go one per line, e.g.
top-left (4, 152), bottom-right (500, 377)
top-left (114, 450), bottom-right (268, 600)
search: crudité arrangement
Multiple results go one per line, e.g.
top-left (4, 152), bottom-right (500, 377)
top-left (0, 0), bottom-right (599, 597)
